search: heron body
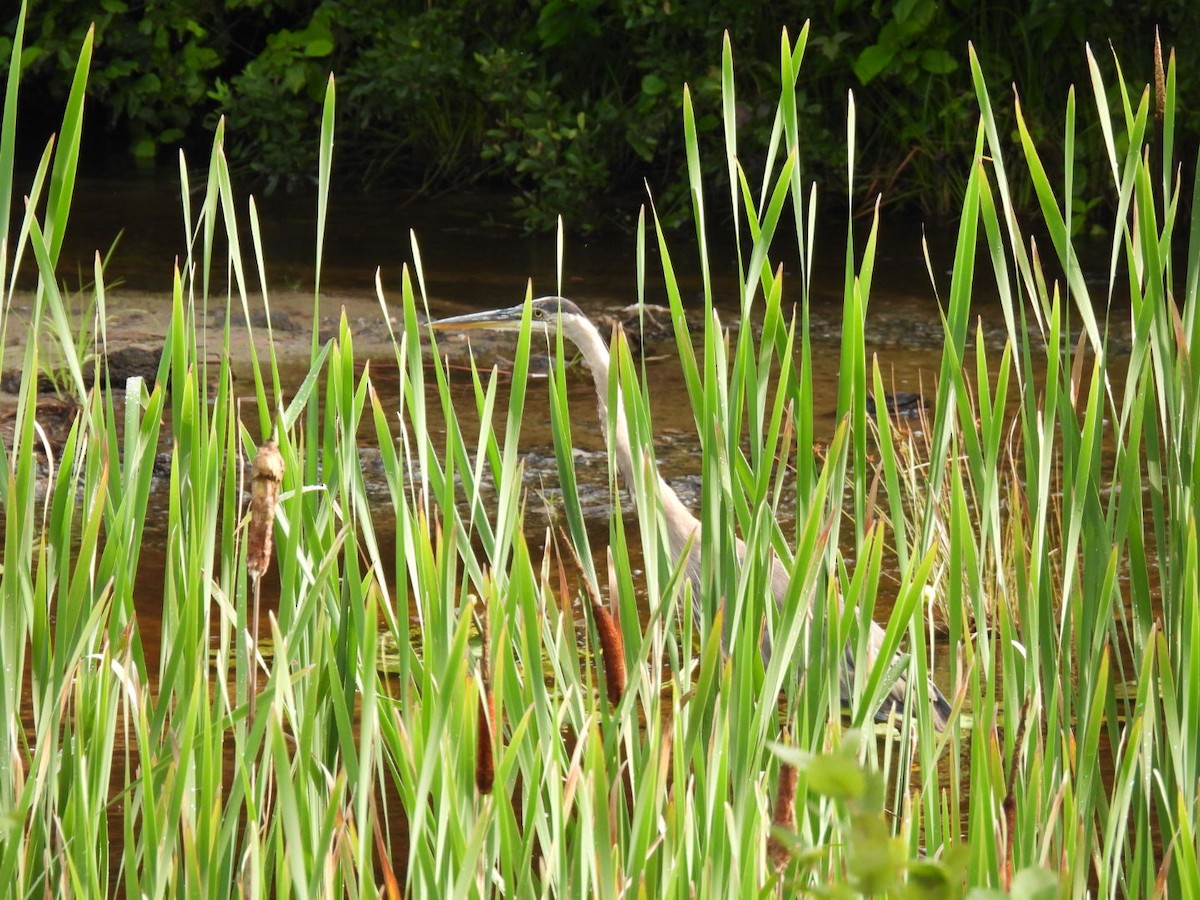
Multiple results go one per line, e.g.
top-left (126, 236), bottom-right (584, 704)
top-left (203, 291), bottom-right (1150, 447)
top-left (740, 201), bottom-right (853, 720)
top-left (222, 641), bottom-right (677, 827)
top-left (431, 295), bottom-right (952, 729)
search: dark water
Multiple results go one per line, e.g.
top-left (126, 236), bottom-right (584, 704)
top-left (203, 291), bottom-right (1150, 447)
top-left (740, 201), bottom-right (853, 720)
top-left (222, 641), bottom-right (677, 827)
top-left (58, 168), bottom-right (966, 303)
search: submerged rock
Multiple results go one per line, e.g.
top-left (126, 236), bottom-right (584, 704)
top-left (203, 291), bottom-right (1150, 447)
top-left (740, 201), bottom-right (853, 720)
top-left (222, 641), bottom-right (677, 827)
top-left (0, 345), bottom-right (164, 394)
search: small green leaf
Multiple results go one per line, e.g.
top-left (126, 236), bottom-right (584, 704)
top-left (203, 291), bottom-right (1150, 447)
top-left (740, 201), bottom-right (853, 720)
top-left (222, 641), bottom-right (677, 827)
top-left (641, 73), bottom-right (667, 96)
top-left (1010, 868), bottom-right (1060, 899)
top-left (854, 44), bottom-right (895, 84)
top-left (906, 860), bottom-right (953, 898)
top-left (804, 750), bottom-right (867, 800)
top-left (966, 868), bottom-right (1059, 900)
top-left (921, 48), bottom-right (958, 74)
top-left (305, 38), bottom-right (333, 58)
top-left (19, 45), bottom-right (43, 69)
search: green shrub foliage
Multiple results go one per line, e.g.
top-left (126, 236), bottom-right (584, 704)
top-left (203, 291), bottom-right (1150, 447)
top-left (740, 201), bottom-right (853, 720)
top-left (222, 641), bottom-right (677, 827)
top-left (4, 0), bottom-right (1197, 231)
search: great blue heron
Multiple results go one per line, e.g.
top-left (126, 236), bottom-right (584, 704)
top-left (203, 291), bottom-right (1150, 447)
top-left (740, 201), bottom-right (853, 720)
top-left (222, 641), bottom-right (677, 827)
top-left (431, 295), bottom-right (953, 729)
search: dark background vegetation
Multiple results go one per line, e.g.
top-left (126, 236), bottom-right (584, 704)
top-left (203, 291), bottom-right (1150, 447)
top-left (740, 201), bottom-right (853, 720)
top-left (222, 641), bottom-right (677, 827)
top-left (3, 0), bottom-right (1196, 233)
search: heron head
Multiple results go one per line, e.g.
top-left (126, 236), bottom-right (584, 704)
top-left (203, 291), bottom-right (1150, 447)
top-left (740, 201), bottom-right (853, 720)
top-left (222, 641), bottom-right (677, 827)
top-left (429, 295), bottom-right (584, 336)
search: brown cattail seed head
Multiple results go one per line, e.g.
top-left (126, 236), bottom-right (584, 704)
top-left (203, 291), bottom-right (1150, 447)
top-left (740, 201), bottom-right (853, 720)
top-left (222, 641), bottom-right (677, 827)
top-left (767, 758), bottom-right (798, 869)
top-left (476, 678), bottom-right (495, 794)
top-left (592, 603), bottom-right (626, 706)
top-left (247, 440), bottom-right (285, 579)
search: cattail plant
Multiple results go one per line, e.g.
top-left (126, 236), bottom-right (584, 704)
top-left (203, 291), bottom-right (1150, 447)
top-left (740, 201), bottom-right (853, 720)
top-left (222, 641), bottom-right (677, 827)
top-left (590, 593), bottom-right (627, 707)
top-left (563, 530), bottom-right (626, 705)
top-left (767, 730), bottom-right (799, 870)
top-left (247, 439), bottom-right (284, 579)
top-left (475, 598), bottom-right (496, 795)
top-left (246, 438), bottom-right (284, 721)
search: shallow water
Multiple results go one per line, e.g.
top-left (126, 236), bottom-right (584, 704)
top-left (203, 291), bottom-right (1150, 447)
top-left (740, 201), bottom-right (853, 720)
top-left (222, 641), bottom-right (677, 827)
top-left (11, 166), bottom-right (1152, 886)
top-left (18, 168), bottom-right (1104, 676)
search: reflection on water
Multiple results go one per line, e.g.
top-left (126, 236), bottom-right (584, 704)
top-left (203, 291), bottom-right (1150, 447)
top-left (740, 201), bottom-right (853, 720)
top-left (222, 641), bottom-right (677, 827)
top-left (54, 167), bottom-right (974, 302)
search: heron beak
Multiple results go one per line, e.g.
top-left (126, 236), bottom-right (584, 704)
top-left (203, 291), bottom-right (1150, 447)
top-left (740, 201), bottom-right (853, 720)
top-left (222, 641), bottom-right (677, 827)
top-left (428, 305), bottom-right (528, 332)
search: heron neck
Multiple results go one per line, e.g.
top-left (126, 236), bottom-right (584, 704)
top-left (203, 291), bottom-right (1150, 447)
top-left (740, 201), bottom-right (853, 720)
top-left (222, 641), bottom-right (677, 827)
top-left (569, 322), bottom-right (697, 540)
top-left (571, 324), bottom-right (638, 489)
